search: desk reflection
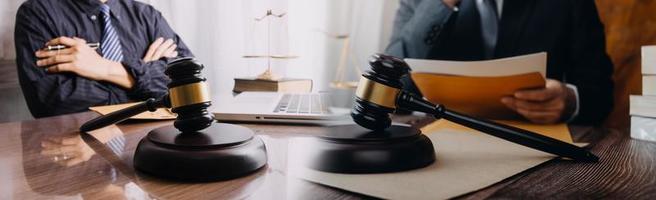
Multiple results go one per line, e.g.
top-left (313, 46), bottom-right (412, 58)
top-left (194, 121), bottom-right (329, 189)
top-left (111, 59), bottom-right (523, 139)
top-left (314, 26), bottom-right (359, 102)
top-left (41, 125), bottom-right (125, 167)
top-left (21, 119), bottom-right (149, 199)
top-left (11, 112), bottom-right (363, 199)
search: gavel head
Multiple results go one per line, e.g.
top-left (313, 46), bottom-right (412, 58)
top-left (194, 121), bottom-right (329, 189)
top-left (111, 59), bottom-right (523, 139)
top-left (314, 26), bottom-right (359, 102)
top-left (164, 57), bottom-right (215, 133)
top-left (351, 53), bottom-right (411, 130)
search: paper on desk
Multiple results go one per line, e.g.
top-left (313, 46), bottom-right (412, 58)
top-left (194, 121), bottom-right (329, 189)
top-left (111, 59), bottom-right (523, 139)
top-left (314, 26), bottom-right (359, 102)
top-left (89, 102), bottom-right (176, 120)
top-left (289, 125), bottom-right (584, 200)
top-left (421, 119), bottom-right (573, 143)
top-left (406, 52), bottom-right (547, 119)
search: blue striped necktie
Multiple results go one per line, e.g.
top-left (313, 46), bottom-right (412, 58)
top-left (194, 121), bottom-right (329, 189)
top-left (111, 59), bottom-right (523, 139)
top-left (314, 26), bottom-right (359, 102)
top-left (100, 4), bottom-right (124, 62)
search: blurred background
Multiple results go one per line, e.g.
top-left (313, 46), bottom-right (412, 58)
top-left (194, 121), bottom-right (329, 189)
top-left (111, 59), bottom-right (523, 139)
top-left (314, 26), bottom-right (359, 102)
top-left (0, 0), bottom-right (399, 122)
top-left (0, 0), bottom-right (654, 131)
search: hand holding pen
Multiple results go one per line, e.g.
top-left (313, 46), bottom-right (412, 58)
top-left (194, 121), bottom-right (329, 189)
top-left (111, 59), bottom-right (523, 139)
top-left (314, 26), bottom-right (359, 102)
top-left (34, 36), bottom-right (134, 89)
top-left (35, 37), bottom-right (108, 77)
top-left (46, 42), bottom-right (99, 51)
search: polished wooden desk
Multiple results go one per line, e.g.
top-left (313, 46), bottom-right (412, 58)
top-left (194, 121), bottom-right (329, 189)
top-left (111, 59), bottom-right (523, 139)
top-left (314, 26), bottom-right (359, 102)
top-left (1, 112), bottom-right (655, 199)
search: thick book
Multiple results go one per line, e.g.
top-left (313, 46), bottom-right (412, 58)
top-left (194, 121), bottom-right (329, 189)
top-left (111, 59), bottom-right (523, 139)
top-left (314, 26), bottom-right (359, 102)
top-left (630, 95), bottom-right (656, 118)
top-left (644, 75), bottom-right (656, 95)
top-left (233, 77), bottom-right (312, 93)
top-left (631, 115), bottom-right (656, 142)
top-left (642, 46), bottom-right (656, 75)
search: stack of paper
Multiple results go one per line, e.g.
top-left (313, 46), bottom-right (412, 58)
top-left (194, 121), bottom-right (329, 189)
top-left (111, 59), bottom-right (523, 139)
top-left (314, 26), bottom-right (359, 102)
top-left (630, 95), bottom-right (656, 142)
top-left (405, 52), bottom-right (547, 119)
top-left (630, 46), bottom-right (656, 143)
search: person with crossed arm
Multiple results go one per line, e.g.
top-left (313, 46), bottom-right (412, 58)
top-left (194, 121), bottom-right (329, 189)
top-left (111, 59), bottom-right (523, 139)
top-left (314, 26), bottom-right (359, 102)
top-left (14, 0), bottom-right (193, 118)
top-left (386, 0), bottom-right (614, 125)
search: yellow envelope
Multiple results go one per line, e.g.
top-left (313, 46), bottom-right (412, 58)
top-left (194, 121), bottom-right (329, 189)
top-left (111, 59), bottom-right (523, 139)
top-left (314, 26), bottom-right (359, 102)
top-left (421, 119), bottom-right (573, 143)
top-left (411, 72), bottom-right (546, 119)
top-left (89, 102), bottom-right (176, 120)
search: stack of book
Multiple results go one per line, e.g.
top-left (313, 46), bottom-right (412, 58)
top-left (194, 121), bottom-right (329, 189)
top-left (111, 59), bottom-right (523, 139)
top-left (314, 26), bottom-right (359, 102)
top-left (630, 46), bottom-right (656, 142)
top-left (233, 77), bottom-right (312, 93)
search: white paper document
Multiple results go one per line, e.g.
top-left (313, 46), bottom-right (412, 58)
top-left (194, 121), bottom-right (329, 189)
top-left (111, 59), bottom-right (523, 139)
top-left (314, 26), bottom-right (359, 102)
top-left (289, 128), bottom-right (582, 200)
top-left (405, 52), bottom-right (547, 77)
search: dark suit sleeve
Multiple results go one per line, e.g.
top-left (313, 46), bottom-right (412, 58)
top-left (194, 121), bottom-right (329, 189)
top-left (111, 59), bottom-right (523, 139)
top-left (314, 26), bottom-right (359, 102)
top-left (385, 0), bottom-right (455, 58)
top-left (14, 3), bottom-right (127, 118)
top-left (566, 0), bottom-right (614, 125)
top-left (385, 0), bottom-right (458, 99)
top-left (121, 6), bottom-right (194, 101)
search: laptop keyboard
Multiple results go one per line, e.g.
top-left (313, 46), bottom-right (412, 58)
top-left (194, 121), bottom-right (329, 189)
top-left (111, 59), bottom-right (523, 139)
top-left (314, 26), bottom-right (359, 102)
top-left (273, 93), bottom-right (331, 114)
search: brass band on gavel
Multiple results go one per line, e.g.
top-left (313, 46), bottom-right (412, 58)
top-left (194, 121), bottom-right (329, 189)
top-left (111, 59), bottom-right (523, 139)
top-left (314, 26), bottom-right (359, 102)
top-left (354, 76), bottom-right (400, 109)
top-left (168, 81), bottom-right (211, 109)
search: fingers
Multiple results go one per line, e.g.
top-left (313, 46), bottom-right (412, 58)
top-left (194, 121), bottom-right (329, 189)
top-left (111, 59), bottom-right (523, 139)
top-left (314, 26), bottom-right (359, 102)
top-left (516, 98), bottom-right (564, 111)
top-left (63, 158), bottom-right (84, 167)
top-left (151, 38), bottom-right (175, 61)
top-left (45, 63), bottom-right (75, 73)
top-left (36, 37), bottom-right (82, 58)
top-left (513, 79), bottom-right (563, 101)
top-left (45, 37), bottom-right (79, 47)
top-left (40, 145), bottom-right (80, 155)
top-left (37, 55), bottom-right (75, 67)
top-left (501, 97), bottom-right (563, 124)
top-left (143, 38), bottom-right (177, 62)
top-left (501, 97), bottom-right (564, 112)
top-left (163, 44), bottom-right (178, 58)
top-left (515, 108), bottom-right (561, 124)
top-left (514, 88), bottom-right (557, 101)
top-left (59, 136), bottom-right (81, 145)
top-left (505, 79), bottom-right (567, 124)
top-left (143, 37), bottom-right (164, 62)
top-left (41, 140), bottom-right (61, 149)
top-left (36, 37), bottom-right (91, 60)
top-left (35, 48), bottom-right (75, 58)
top-left (41, 136), bottom-right (79, 147)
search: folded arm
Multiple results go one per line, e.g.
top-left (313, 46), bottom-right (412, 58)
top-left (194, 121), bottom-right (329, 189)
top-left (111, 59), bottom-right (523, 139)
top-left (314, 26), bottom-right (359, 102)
top-left (120, 6), bottom-right (194, 101)
top-left (14, 3), bottom-right (130, 117)
top-left (14, 3), bottom-right (194, 118)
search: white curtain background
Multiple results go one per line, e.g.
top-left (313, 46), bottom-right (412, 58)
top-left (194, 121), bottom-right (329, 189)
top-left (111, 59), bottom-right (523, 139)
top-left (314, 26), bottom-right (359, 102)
top-left (0, 0), bottom-right (23, 60)
top-left (0, 0), bottom-right (399, 103)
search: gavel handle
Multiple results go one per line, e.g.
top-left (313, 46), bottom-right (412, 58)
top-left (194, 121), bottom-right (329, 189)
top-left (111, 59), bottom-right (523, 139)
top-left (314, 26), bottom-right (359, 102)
top-left (80, 98), bottom-right (161, 132)
top-left (440, 108), bottom-right (598, 162)
top-left (397, 92), bottom-right (599, 162)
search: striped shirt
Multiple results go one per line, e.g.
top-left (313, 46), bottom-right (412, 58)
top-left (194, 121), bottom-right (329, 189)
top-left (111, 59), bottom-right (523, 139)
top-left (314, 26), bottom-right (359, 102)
top-left (14, 0), bottom-right (193, 118)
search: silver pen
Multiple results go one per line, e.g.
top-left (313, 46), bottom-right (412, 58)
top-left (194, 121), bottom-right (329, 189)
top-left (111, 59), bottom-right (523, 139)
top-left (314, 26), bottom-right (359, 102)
top-left (46, 43), bottom-right (100, 51)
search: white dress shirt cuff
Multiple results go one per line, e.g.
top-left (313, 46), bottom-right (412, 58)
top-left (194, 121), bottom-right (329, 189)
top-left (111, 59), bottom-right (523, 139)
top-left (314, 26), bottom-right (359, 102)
top-left (565, 83), bottom-right (580, 123)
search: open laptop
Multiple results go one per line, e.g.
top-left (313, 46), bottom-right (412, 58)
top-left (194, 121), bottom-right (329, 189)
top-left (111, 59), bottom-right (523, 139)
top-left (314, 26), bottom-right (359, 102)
top-left (212, 92), bottom-right (351, 124)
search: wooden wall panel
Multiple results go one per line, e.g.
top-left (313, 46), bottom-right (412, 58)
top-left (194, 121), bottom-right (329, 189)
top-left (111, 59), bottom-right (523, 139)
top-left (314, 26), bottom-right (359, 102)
top-left (595, 0), bottom-right (656, 130)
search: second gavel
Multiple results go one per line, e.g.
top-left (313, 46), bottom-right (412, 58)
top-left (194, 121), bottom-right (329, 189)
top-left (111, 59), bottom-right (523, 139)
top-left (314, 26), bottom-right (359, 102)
top-left (351, 53), bottom-right (599, 162)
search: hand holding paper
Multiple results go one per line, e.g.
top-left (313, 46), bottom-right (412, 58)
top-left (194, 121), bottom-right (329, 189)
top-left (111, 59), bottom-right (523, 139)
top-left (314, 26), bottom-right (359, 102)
top-left (406, 52), bottom-right (574, 122)
top-left (502, 79), bottom-right (578, 124)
